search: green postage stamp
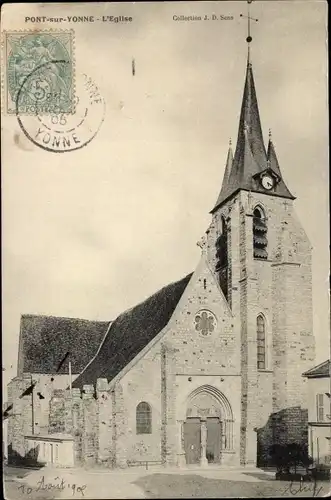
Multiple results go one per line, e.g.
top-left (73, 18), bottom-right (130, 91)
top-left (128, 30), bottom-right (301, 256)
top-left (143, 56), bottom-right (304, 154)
top-left (3, 30), bottom-right (75, 114)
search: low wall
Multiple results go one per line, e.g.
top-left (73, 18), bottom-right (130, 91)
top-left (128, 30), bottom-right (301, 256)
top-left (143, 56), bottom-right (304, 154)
top-left (25, 434), bottom-right (74, 467)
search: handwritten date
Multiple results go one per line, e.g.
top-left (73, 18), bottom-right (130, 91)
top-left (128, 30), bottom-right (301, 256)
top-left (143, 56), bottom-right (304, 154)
top-left (18, 476), bottom-right (86, 496)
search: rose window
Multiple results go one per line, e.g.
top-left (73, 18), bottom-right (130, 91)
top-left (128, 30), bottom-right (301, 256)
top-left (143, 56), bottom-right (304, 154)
top-left (194, 310), bottom-right (216, 336)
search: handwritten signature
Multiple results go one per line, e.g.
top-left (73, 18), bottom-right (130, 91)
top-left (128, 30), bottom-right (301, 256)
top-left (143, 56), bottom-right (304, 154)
top-left (18, 475), bottom-right (87, 496)
top-left (281, 478), bottom-right (324, 497)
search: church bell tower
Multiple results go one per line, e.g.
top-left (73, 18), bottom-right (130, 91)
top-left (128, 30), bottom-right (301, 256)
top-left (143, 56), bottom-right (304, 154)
top-left (204, 0), bottom-right (315, 466)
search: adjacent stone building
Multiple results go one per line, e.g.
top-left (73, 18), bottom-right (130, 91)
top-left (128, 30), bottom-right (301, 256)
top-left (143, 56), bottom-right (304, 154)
top-left (303, 360), bottom-right (331, 465)
top-left (7, 51), bottom-right (315, 468)
top-left (6, 314), bottom-right (109, 463)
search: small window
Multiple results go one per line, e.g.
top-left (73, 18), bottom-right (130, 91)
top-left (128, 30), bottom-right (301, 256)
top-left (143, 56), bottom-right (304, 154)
top-left (317, 394), bottom-right (324, 421)
top-left (253, 207), bottom-right (268, 259)
top-left (136, 402), bottom-right (152, 434)
top-left (257, 315), bottom-right (266, 370)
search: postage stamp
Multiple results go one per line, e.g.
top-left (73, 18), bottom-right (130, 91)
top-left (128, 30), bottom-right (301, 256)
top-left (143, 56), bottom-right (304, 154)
top-left (3, 30), bottom-right (75, 115)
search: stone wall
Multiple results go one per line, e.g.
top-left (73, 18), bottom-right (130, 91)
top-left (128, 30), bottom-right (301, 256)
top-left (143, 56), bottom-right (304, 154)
top-left (48, 383), bottom-right (102, 466)
top-left (206, 190), bottom-right (314, 466)
top-left (72, 388), bottom-right (84, 464)
top-left (7, 372), bottom-right (77, 452)
top-left (7, 374), bottom-right (33, 463)
top-left (160, 342), bottom-right (177, 465)
top-left (257, 407), bottom-right (309, 466)
top-left (49, 389), bottom-right (66, 434)
top-left (237, 191), bottom-right (313, 465)
top-left (119, 344), bottom-right (162, 465)
top-left (117, 256), bottom-right (242, 467)
top-left (97, 379), bottom-right (113, 465)
top-left (7, 375), bottom-right (112, 467)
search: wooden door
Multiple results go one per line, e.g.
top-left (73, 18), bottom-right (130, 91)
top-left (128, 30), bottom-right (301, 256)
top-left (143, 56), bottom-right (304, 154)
top-left (184, 418), bottom-right (201, 464)
top-left (206, 417), bottom-right (221, 463)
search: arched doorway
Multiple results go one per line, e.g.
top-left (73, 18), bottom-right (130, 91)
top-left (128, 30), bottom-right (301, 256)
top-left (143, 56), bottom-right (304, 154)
top-left (183, 385), bottom-right (233, 465)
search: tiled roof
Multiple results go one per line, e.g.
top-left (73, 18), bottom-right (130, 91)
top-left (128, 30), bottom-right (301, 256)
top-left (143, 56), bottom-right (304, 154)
top-left (72, 273), bottom-right (193, 390)
top-left (302, 360), bottom-right (330, 378)
top-left (18, 315), bottom-right (110, 376)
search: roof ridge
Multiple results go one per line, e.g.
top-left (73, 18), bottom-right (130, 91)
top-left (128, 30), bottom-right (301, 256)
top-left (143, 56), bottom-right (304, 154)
top-left (115, 272), bottom-right (194, 321)
top-left (21, 313), bottom-right (110, 323)
top-left (302, 359), bottom-right (330, 377)
top-left (72, 273), bottom-right (193, 390)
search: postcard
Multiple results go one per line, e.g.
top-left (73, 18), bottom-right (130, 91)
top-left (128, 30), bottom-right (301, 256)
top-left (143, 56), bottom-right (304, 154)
top-left (1, 1), bottom-right (329, 498)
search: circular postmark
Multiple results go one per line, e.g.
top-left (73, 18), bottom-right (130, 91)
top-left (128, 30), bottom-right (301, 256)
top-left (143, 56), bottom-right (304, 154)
top-left (16, 64), bottom-right (105, 153)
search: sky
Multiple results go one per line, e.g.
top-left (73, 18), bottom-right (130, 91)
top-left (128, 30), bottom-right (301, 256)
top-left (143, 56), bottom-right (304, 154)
top-left (2, 1), bottom-right (329, 394)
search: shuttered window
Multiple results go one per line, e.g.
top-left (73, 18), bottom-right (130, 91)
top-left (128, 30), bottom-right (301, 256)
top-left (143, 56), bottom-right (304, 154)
top-left (316, 394), bottom-right (324, 421)
top-left (257, 315), bottom-right (266, 370)
top-left (253, 207), bottom-right (268, 259)
top-left (215, 217), bottom-right (229, 299)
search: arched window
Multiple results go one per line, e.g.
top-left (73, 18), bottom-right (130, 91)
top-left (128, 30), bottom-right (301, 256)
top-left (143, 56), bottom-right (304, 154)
top-left (215, 216), bottom-right (229, 299)
top-left (136, 402), bottom-right (152, 434)
top-left (253, 207), bottom-right (268, 259)
top-left (257, 315), bottom-right (266, 370)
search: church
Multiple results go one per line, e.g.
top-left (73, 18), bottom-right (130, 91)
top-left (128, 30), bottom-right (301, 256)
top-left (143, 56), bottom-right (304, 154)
top-left (7, 25), bottom-right (315, 469)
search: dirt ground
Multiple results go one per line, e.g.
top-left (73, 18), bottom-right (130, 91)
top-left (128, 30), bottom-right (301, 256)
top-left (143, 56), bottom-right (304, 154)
top-left (4, 465), bottom-right (330, 499)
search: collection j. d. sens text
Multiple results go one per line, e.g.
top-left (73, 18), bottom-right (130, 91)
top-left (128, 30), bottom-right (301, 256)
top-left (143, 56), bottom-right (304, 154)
top-left (23, 14), bottom-right (234, 24)
top-left (173, 14), bottom-right (234, 21)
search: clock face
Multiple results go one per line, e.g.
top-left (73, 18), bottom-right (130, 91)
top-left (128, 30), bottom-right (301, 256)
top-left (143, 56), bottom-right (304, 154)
top-left (261, 175), bottom-right (274, 190)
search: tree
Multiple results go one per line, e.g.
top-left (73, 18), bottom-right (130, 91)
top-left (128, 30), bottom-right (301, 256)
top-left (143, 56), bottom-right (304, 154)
top-left (269, 443), bottom-right (313, 476)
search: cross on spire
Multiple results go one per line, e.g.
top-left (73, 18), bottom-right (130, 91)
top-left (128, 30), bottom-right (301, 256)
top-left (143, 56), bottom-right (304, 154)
top-left (210, 0), bottom-right (296, 214)
top-left (240, 0), bottom-right (259, 63)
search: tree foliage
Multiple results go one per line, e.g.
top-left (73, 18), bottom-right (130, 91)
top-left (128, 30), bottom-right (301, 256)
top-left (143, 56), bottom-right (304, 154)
top-left (269, 443), bottom-right (313, 473)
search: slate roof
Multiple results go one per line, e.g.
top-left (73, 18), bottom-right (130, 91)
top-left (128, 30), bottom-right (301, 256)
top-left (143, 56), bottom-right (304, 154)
top-left (17, 314), bottom-right (110, 376)
top-left (302, 360), bottom-right (330, 378)
top-left (211, 61), bottom-right (294, 212)
top-left (72, 273), bottom-right (193, 390)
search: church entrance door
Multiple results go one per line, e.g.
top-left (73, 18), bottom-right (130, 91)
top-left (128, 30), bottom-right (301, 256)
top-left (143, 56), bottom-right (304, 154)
top-left (206, 417), bottom-right (221, 463)
top-left (184, 417), bottom-right (201, 464)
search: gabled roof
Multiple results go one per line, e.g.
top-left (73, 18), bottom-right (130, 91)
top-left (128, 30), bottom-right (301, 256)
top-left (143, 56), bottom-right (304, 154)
top-left (72, 273), bottom-right (193, 390)
top-left (17, 314), bottom-right (110, 376)
top-left (211, 61), bottom-right (295, 213)
top-left (303, 360), bottom-right (330, 378)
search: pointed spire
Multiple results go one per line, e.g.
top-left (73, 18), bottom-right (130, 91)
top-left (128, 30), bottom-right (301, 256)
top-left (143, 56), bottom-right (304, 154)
top-left (235, 62), bottom-right (267, 172)
top-left (223, 139), bottom-right (234, 185)
top-left (212, 140), bottom-right (234, 209)
top-left (267, 133), bottom-right (295, 199)
top-left (210, 2), bottom-right (295, 214)
top-left (267, 131), bottom-right (281, 176)
top-left (211, 62), bottom-right (267, 212)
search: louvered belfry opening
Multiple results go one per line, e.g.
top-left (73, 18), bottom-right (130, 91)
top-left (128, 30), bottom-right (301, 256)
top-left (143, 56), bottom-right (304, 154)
top-left (215, 217), bottom-right (228, 299)
top-left (253, 207), bottom-right (268, 259)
